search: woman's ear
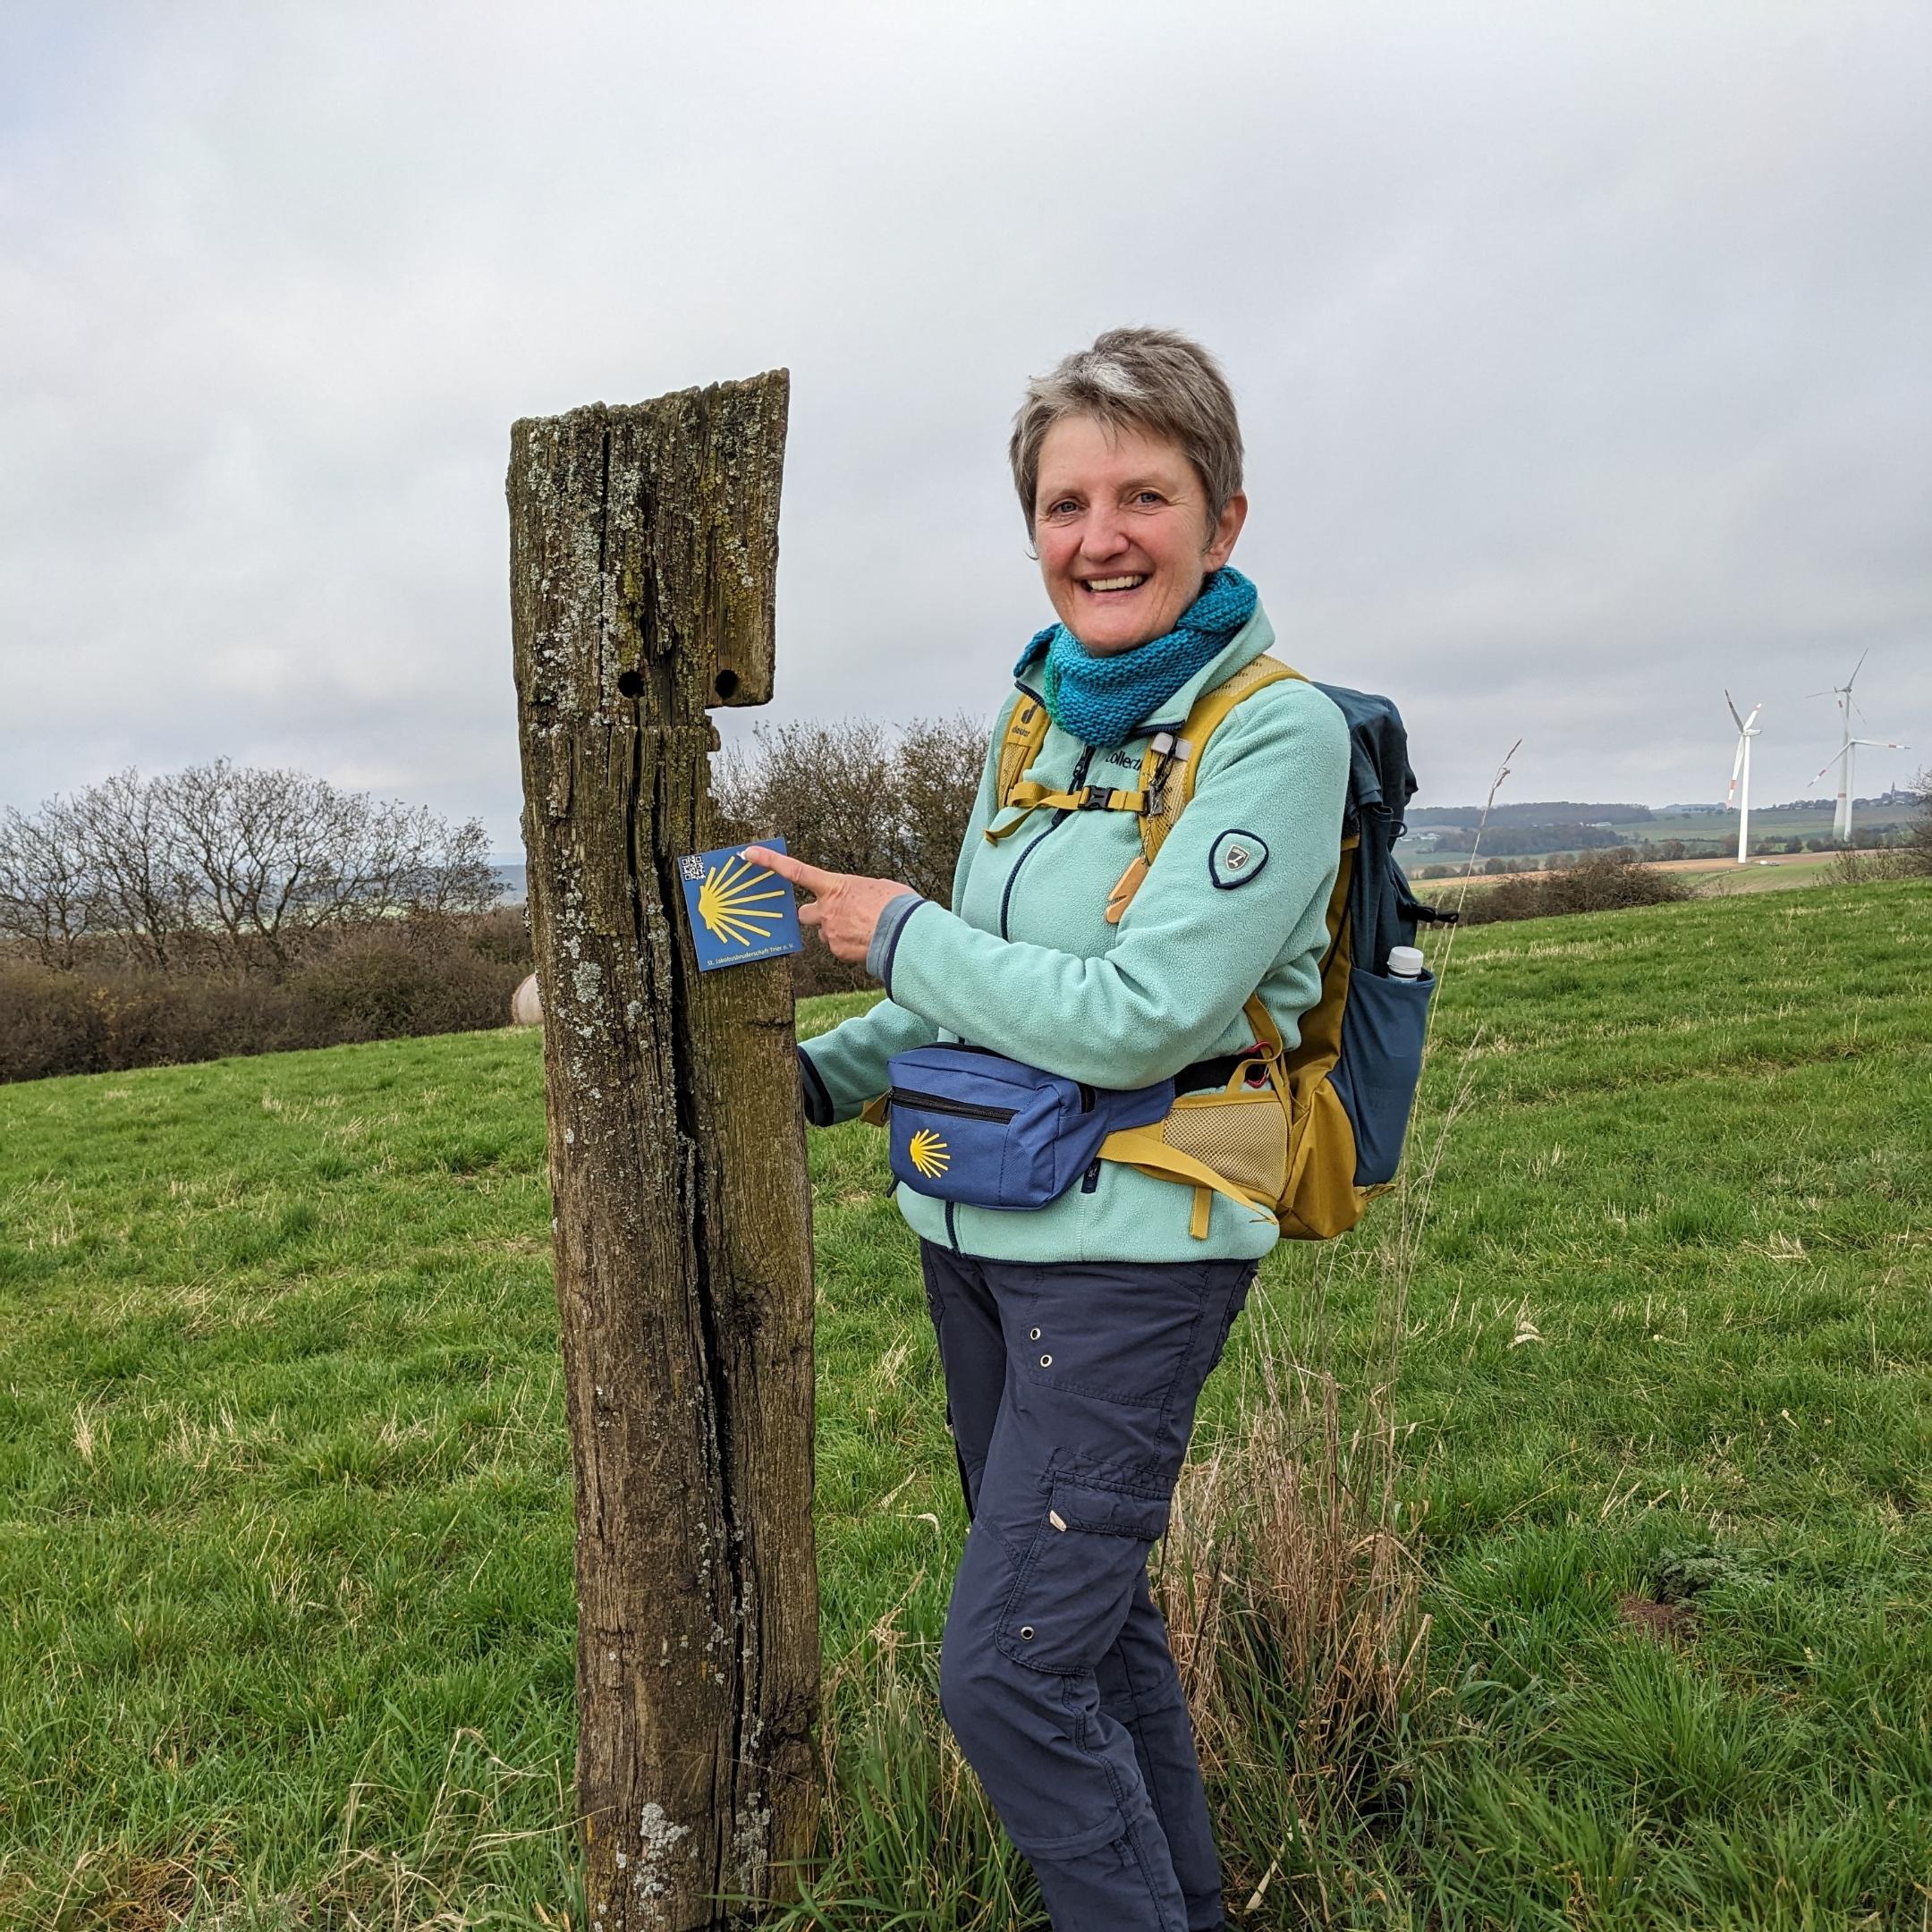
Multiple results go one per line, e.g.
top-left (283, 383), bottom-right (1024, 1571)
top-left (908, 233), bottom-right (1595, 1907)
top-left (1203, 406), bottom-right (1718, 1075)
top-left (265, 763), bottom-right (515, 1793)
top-left (1203, 491), bottom-right (1248, 572)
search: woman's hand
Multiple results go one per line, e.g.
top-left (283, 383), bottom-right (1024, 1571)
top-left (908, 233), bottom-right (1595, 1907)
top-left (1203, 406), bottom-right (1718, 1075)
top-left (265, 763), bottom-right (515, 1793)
top-left (739, 846), bottom-right (915, 965)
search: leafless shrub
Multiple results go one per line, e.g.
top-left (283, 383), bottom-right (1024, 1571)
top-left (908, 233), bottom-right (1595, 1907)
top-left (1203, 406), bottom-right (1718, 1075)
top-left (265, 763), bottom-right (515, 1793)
top-left (0, 912), bottom-right (525, 1084)
top-left (1456, 850), bottom-right (1692, 926)
top-left (1828, 844), bottom-right (1911, 886)
top-left (713, 714), bottom-right (989, 995)
top-left (1901, 767), bottom-right (1932, 877)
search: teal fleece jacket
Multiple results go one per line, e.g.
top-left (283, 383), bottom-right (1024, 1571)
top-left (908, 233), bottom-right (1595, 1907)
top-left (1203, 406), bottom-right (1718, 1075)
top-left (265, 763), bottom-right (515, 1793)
top-left (799, 600), bottom-right (1351, 1262)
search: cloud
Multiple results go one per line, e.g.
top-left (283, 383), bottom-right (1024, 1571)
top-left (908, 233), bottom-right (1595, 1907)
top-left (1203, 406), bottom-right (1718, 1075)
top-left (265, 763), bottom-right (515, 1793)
top-left (3, 0), bottom-right (1928, 847)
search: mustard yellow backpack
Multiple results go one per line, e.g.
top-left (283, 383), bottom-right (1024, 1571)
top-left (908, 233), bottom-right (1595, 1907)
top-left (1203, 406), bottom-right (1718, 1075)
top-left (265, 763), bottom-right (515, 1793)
top-left (982, 656), bottom-right (1453, 1241)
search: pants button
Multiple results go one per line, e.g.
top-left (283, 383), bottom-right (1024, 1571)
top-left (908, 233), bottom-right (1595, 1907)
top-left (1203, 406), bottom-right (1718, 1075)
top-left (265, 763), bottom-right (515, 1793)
top-left (1019, 1626), bottom-right (1035, 1640)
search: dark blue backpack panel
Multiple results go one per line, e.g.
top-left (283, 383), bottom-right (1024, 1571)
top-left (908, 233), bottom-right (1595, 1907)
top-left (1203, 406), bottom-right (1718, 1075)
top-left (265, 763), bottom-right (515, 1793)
top-left (1312, 682), bottom-right (1453, 1186)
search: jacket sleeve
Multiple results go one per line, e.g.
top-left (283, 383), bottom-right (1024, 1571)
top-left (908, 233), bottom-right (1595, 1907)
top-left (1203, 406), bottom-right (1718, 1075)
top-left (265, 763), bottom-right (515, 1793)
top-left (880, 679), bottom-right (1350, 1089)
top-left (796, 694), bottom-right (1014, 1124)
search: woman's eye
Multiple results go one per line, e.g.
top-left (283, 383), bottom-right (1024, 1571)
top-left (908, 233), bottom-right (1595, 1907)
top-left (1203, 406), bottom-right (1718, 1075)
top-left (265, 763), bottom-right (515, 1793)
top-left (1045, 500), bottom-right (1079, 517)
top-left (1133, 489), bottom-right (1165, 506)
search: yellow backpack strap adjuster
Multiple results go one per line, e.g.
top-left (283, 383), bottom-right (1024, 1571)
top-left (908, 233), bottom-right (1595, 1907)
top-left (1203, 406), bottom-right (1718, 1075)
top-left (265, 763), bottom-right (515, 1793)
top-left (984, 682), bottom-right (1152, 840)
top-left (1136, 654), bottom-right (1305, 870)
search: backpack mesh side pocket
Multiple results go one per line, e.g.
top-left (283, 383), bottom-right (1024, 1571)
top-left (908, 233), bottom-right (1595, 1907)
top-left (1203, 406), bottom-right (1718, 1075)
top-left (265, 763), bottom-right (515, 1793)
top-left (1153, 1085), bottom-right (1288, 1202)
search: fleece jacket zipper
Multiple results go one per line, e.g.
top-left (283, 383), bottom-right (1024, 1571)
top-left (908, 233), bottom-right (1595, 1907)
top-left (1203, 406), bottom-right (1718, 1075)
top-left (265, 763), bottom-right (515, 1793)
top-left (998, 747), bottom-right (1094, 940)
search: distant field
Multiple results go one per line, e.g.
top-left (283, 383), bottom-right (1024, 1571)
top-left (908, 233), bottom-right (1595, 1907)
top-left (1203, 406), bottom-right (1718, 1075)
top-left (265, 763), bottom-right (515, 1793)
top-left (3, 881), bottom-right (1929, 1928)
top-left (1676, 852), bottom-right (1844, 894)
top-left (1416, 851), bottom-right (1850, 909)
top-left (1399, 805), bottom-right (1916, 871)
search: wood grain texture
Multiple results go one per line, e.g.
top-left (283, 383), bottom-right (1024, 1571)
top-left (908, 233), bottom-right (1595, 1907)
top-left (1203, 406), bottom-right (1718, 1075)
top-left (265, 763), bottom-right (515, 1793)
top-left (507, 370), bottom-right (818, 1929)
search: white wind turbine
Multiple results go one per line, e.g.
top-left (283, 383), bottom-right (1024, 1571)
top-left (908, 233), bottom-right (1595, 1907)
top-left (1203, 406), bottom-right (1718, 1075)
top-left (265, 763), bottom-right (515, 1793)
top-left (1814, 653), bottom-right (1910, 843)
top-left (1724, 691), bottom-right (1763, 864)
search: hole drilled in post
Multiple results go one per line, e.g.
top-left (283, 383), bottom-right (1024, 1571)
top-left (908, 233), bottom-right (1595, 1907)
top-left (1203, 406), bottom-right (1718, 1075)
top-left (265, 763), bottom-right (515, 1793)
top-left (714, 669), bottom-right (741, 700)
top-left (616, 669), bottom-right (645, 698)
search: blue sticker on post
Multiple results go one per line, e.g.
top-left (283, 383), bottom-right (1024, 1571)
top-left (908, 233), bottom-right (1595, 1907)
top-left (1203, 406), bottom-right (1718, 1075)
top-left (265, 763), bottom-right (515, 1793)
top-left (679, 837), bottom-right (804, 971)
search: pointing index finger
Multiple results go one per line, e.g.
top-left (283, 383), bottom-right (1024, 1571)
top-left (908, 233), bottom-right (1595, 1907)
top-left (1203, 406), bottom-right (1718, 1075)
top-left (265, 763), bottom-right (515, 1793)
top-left (741, 845), bottom-right (837, 895)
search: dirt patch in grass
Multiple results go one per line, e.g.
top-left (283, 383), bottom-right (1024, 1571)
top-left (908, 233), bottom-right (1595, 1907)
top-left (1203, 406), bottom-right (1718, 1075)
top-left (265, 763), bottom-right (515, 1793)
top-left (1618, 1595), bottom-right (1697, 1644)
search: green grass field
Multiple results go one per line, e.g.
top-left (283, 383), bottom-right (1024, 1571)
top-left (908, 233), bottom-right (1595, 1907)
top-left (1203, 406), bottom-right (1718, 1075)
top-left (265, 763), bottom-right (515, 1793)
top-left (3, 880), bottom-right (1929, 1928)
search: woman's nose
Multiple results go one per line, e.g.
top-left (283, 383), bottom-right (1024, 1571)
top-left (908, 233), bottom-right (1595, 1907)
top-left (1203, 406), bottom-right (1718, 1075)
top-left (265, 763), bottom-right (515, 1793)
top-left (1079, 508), bottom-right (1129, 558)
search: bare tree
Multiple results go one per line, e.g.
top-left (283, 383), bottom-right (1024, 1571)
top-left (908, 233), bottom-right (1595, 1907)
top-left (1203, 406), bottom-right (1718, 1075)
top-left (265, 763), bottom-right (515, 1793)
top-left (161, 760), bottom-right (499, 971)
top-left (68, 768), bottom-right (200, 970)
top-left (0, 800), bottom-right (100, 970)
top-left (0, 762), bottom-right (500, 976)
top-left (715, 720), bottom-right (902, 880)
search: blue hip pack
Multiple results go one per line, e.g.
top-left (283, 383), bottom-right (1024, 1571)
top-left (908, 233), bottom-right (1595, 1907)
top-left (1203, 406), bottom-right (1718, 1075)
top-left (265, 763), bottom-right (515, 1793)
top-left (885, 1045), bottom-right (1174, 1210)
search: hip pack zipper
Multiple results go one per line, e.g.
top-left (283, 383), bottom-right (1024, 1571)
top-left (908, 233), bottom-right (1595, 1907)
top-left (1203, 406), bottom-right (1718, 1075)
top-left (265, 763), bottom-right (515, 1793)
top-left (888, 1088), bottom-right (1019, 1123)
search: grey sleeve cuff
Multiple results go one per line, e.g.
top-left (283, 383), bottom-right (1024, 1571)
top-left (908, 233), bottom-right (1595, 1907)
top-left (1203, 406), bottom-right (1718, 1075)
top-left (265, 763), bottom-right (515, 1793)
top-left (866, 892), bottom-right (928, 989)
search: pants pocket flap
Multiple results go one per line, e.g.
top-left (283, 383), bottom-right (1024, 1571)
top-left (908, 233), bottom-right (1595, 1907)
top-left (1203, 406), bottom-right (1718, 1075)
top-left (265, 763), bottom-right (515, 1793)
top-left (1048, 1478), bottom-right (1170, 1539)
top-left (994, 1479), bottom-right (1171, 1676)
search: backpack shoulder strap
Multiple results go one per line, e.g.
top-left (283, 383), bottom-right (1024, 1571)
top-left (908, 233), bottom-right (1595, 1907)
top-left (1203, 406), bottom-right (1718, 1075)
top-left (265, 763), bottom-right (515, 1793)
top-left (1135, 654), bottom-right (1304, 869)
top-left (996, 690), bottom-right (1051, 809)
top-left (990, 690), bottom-right (1053, 826)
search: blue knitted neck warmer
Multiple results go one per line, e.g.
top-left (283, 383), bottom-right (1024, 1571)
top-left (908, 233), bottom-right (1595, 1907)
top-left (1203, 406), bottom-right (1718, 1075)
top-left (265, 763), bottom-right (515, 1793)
top-left (1017, 567), bottom-right (1258, 749)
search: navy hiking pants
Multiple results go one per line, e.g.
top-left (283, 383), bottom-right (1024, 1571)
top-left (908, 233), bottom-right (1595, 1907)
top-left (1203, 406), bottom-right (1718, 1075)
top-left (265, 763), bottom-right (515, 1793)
top-left (919, 1240), bottom-right (1256, 1932)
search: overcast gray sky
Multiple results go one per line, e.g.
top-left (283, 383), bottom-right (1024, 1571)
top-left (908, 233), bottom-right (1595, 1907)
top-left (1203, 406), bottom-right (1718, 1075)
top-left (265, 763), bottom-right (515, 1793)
top-left (4, 1), bottom-right (1928, 848)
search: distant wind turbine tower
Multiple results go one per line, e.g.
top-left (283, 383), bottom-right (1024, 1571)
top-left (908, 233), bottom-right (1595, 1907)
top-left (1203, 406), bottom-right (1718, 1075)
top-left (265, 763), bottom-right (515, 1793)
top-left (1815, 653), bottom-right (1909, 843)
top-left (1724, 691), bottom-right (1763, 864)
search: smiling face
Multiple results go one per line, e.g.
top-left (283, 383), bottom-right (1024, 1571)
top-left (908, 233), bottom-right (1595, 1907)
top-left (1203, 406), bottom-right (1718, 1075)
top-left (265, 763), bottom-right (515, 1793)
top-left (1032, 413), bottom-right (1248, 655)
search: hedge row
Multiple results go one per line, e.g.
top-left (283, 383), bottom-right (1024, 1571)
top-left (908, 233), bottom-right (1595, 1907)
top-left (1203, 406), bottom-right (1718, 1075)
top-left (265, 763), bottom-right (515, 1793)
top-left (0, 911), bottom-right (528, 1085)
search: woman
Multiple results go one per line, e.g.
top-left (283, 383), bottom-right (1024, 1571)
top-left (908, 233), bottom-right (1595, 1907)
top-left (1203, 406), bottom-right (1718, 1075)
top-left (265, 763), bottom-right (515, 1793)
top-left (744, 327), bottom-right (1349, 1932)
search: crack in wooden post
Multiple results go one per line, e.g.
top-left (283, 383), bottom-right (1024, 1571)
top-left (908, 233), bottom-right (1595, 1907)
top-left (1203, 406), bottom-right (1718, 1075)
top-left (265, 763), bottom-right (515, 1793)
top-left (508, 370), bottom-right (818, 1929)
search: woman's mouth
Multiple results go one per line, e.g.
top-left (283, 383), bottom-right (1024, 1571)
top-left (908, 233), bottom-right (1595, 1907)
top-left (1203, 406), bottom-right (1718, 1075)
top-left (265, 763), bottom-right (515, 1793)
top-left (1081, 575), bottom-right (1146, 596)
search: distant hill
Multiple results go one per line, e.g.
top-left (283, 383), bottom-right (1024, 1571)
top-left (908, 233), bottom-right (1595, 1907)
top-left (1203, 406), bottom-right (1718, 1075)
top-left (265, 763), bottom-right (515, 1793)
top-left (1405, 802), bottom-right (1652, 828)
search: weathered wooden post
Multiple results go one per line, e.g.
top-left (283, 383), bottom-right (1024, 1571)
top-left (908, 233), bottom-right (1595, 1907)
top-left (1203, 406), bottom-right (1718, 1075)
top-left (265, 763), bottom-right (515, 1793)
top-left (507, 371), bottom-right (818, 1928)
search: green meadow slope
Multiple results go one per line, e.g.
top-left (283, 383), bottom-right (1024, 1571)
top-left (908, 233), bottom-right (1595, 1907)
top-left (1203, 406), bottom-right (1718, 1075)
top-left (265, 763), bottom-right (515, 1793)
top-left (2, 880), bottom-right (1928, 1928)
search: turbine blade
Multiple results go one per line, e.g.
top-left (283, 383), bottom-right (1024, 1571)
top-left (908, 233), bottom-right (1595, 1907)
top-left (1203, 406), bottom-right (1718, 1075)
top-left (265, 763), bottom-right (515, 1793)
top-left (1846, 648), bottom-right (1869, 690)
top-left (1744, 704), bottom-right (1763, 733)
top-left (1725, 689), bottom-right (1745, 732)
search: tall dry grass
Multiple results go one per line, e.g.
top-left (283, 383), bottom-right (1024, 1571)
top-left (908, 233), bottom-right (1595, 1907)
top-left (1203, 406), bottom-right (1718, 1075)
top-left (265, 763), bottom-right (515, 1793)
top-left (1151, 1045), bottom-right (1474, 1921)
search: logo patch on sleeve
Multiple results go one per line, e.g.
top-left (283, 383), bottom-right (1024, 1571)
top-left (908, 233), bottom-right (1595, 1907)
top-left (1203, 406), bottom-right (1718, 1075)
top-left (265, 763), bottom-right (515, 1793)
top-left (1209, 829), bottom-right (1269, 890)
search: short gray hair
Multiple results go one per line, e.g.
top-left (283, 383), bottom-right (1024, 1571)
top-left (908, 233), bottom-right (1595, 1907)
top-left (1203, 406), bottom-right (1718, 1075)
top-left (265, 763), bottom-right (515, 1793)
top-left (1008, 326), bottom-right (1244, 535)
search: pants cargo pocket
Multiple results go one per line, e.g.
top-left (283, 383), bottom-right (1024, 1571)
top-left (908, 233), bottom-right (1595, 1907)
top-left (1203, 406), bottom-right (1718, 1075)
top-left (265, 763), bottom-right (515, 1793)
top-left (996, 1479), bottom-right (1171, 1676)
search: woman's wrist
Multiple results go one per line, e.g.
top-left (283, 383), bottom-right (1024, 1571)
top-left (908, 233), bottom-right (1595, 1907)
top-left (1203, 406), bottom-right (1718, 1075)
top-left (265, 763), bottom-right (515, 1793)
top-left (865, 891), bottom-right (928, 987)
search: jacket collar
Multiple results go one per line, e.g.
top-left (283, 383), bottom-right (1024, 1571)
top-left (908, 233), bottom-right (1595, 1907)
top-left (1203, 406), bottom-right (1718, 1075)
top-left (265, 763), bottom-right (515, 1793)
top-left (1012, 601), bottom-right (1278, 744)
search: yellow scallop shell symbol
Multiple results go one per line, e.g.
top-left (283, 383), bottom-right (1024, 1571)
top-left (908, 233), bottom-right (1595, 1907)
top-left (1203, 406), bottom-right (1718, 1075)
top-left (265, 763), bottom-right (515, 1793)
top-left (908, 1129), bottom-right (950, 1179)
top-left (697, 854), bottom-right (787, 947)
